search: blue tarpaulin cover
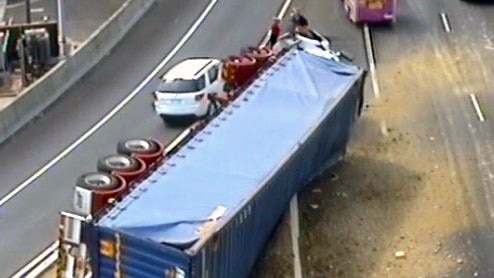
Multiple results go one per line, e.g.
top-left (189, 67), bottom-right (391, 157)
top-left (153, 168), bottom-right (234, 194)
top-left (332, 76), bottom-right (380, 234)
top-left (98, 49), bottom-right (363, 247)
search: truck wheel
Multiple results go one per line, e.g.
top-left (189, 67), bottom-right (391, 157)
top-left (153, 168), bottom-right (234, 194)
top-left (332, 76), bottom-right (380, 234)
top-left (76, 172), bottom-right (120, 190)
top-left (117, 138), bottom-right (159, 156)
top-left (97, 154), bottom-right (140, 173)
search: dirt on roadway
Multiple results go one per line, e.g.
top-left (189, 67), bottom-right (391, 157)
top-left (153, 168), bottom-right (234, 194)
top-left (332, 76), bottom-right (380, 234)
top-left (41, 2), bottom-right (488, 278)
top-left (253, 40), bottom-right (484, 278)
top-left (41, 265), bottom-right (56, 278)
top-left (44, 46), bottom-right (481, 278)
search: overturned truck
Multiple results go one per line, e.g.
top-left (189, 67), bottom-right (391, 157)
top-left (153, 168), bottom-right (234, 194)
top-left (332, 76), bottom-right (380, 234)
top-left (58, 41), bottom-right (366, 278)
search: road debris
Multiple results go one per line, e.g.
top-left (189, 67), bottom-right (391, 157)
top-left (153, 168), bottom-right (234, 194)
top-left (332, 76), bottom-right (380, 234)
top-left (433, 242), bottom-right (442, 254)
top-left (394, 251), bottom-right (406, 259)
top-left (309, 204), bottom-right (320, 210)
top-left (312, 188), bottom-right (322, 193)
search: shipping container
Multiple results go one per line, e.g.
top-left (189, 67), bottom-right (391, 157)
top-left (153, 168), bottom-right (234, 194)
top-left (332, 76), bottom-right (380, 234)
top-left (59, 45), bottom-right (366, 278)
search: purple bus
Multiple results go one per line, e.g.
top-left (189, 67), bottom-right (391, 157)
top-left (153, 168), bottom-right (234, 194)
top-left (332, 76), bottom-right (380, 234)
top-left (343, 0), bottom-right (397, 24)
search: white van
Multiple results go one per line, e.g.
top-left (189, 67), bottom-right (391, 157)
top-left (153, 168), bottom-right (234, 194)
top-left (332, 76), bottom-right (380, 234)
top-left (153, 58), bottom-right (225, 123)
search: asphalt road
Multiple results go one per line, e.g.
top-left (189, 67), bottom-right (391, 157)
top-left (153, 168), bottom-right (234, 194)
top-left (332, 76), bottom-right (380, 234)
top-left (369, 0), bottom-right (494, 276)
top-left (251, 1), bottom-right (368, 277)
top-left (257, 0), bottom-right (494, 277)
top-left (4, 0), bottom-right (126, 43)
top-left (0, 0), bottom-right (287, 276)
top-left (2, 0), bottom-right (494, 277)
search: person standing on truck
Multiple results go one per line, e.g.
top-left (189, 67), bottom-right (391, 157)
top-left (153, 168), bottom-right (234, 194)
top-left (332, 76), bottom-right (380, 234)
top-left (268, 17), bottom-right (281, 48)
top-left (288, 8), bottom-right (309, 37)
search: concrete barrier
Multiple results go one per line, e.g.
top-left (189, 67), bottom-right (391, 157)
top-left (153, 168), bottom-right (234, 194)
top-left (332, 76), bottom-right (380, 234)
top-left (0, 0), bottom-right (156, 145)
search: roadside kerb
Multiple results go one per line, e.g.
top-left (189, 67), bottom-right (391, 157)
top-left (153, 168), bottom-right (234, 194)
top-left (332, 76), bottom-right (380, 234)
top-left (0, 0), bottom-right (156, 145)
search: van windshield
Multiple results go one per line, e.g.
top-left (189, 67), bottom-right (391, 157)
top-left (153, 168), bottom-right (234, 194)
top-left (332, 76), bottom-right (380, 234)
top-left (158, 76), bottom-right (205, 93)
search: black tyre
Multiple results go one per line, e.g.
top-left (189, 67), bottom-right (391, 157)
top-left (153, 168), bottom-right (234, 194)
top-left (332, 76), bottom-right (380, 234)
top-left (97, 154), bottom-right (140, 173)
top-left (117, 138), bottom-right (159, 156)
top-left (76, 172), bottom-right (120, 191)
top-left (161, 115), bottom-right (177, 126)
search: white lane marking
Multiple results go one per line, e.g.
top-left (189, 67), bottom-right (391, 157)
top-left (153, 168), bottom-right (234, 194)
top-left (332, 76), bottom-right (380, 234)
top-left (290, 196), bottom-right (303, 278)
top-left (30, 7), bottom-right (45, 13)
top-left (363, 24), bottom-right (380, 99)
top-left (8, 0), bottom-right (218, 274)
top-left (0, 0), bottom-right (217, 204)
top-left (469, 93), bottom-right (485, 122)
top-left (278, 0), bottom-right (293, 19)
top-left (440, 13), bottom-right (452, 33)
top-left (261, 0), bottom-right (304, 274)
top-left (380, 120), bottom-right (389, 136)
top-left (12, 126), bottom-right (197, 278)
top-left (272, 0), bottom-right (304, 276)
top-left (11, 242), bottom-right (58, 278)
top-left (11, 0), bottom-right (297, 276)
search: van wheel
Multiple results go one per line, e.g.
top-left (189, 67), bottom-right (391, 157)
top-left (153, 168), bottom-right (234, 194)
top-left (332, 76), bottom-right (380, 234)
top-left (97, 154), bottom-right (140, 173)
top-left (76, 172), bottom-right (120, 190)
top-left (117, 138), bottom-right (159, 156)
top-left (160, 115), bottom-right (180, 126)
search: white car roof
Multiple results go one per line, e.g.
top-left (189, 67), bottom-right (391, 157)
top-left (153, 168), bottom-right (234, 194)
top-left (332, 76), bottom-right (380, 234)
top-left (162, 58), bottom-right (218, 81)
